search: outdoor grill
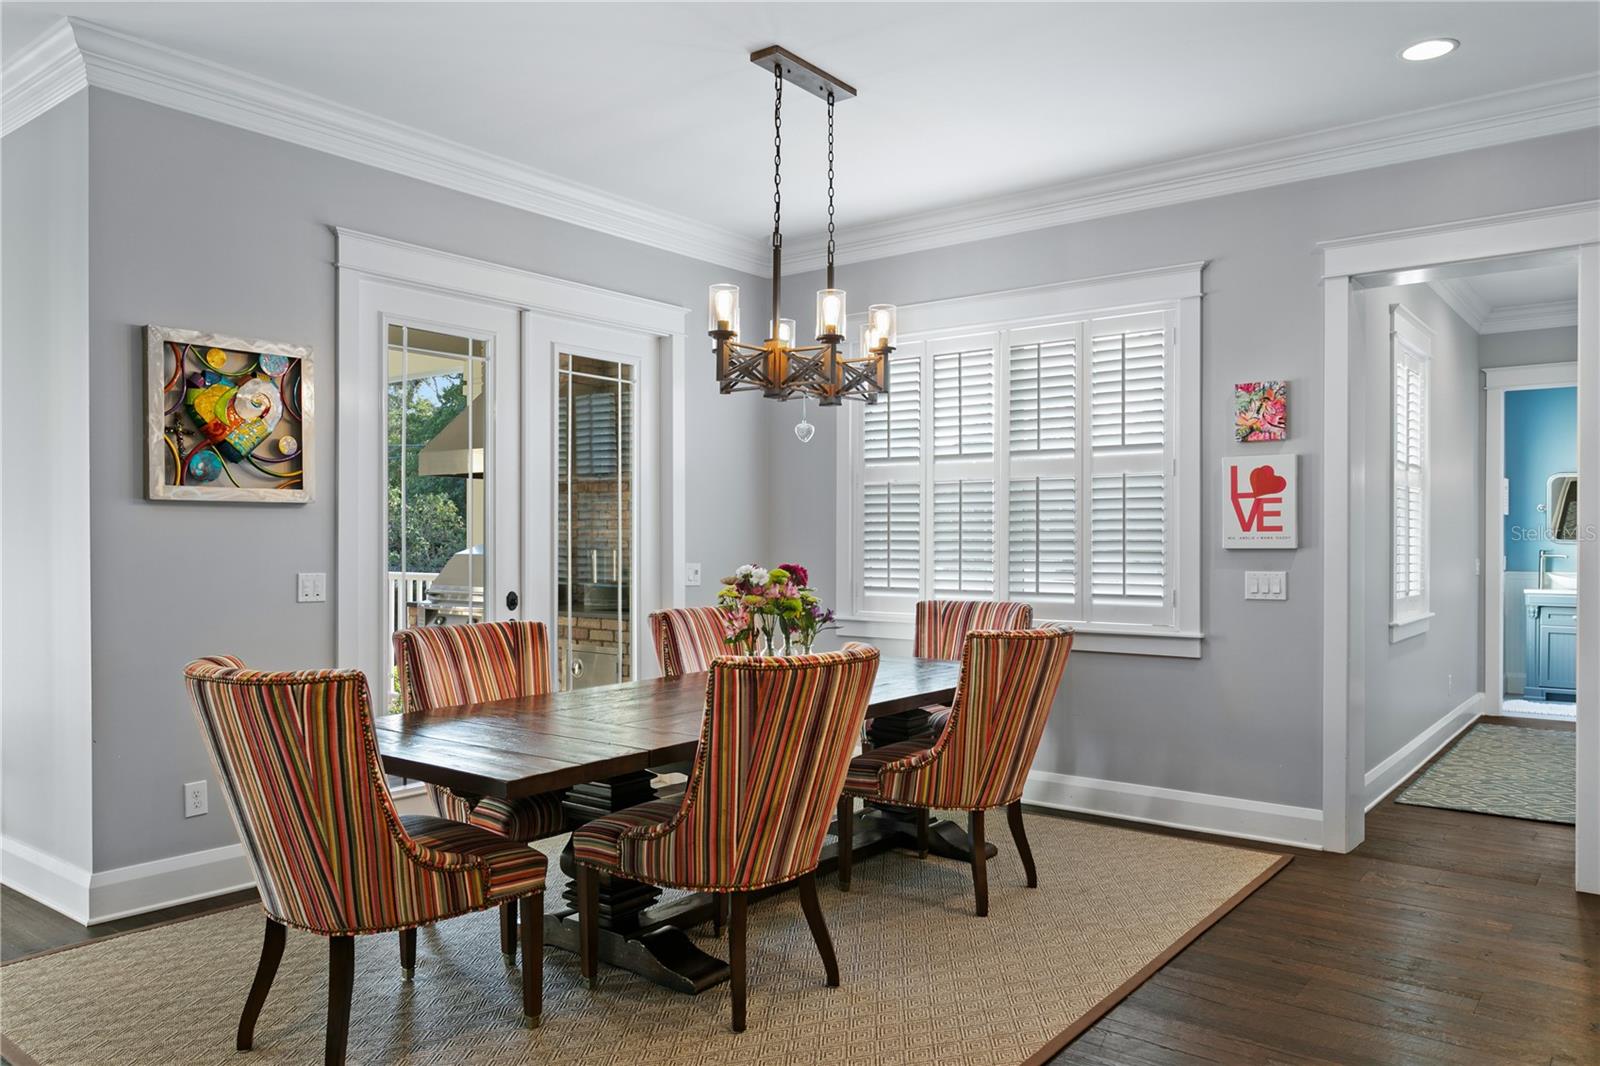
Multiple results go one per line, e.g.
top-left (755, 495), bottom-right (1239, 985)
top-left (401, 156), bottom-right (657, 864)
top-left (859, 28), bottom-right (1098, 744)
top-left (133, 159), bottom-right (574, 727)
top-left (414, 544), bottom-right (485, 625)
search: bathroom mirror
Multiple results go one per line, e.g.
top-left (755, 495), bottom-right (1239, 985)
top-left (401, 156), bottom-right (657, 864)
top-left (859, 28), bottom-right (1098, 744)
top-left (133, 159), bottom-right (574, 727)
top-left (1547, 473), bottom-right (1578, 540)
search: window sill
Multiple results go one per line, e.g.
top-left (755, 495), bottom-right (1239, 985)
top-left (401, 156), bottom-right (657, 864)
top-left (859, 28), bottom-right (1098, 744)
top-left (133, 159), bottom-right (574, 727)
top-left (836, 616), bottom-right (1204, 659)
top-left (1389, 612), bottom-right (1434, 643)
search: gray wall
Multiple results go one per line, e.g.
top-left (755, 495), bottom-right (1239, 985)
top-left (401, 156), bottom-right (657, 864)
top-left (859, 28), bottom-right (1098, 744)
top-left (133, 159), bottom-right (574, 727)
top-left (1, 94), bottom-right (95, 870)
top-left (1480, 326), bottom-right (1578, 368)
top-left (84, 90), bottom-right (768, 871)
top-left (772, 129), bottom-right (1598, 812)
top-left (1358, 284), bottom-right (1483, 772)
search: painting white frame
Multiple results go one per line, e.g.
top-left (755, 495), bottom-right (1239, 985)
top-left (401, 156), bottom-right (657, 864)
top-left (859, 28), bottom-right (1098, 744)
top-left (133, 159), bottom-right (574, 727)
top-left (145, 324), bottom-right (315, 503)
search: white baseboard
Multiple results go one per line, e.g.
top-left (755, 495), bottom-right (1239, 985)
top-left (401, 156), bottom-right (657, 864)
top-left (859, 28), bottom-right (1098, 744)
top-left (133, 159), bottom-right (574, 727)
top-left (1363, 691), bottom-right (1484, 811)
top-left (1023, 770), bottom-right (1323, 849)
top-left (1, 835), bottom-right (92, 925)
top-left (87, 843), bottom-right (256, 924)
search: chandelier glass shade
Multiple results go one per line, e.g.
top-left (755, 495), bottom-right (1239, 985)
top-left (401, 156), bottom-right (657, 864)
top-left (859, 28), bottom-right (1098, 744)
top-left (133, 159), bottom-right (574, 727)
top-left (709, 47), bottom-right (895, 407)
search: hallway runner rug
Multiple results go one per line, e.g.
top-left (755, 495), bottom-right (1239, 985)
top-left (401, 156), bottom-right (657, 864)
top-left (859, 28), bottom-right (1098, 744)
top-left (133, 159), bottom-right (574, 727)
top-left (1396, 722), bottom-right (1576, 824)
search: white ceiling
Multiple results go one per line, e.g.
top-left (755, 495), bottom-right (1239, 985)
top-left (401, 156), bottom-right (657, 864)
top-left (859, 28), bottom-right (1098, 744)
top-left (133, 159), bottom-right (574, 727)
top-left (1460, 262), bottom-right (1579, 310)
top-left (4, 2), bottom-right (1598, 259)
top-left (1430, 260), bottom-right (1580, 334)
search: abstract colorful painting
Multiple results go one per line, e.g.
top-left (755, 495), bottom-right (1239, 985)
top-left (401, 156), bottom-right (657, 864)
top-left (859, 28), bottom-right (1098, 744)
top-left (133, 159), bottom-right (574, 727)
top-left (1235, 380), bottom-right (1288, 442)
top-left (146, 325), bottom-right (315, 502)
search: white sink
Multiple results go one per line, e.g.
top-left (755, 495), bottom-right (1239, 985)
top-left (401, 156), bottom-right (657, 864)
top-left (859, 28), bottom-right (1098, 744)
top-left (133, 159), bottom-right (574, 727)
top-left (1547, 571), bottom-right (1578, 592)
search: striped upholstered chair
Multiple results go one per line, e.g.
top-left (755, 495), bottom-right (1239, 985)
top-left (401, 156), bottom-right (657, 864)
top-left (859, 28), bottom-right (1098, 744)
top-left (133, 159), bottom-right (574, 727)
top-left (838, 627), bottom-right (1072, 916)
top-left (648, 605), bottom-right (732, 678)
top-left (184, 656), bottom-right (546, 1065)
top-left (393, 620), bottom-right (565, 957)
top-left (572, 644), bottom-right (880, 1032)
top-left (911, 599), bottom-right (1034, 733)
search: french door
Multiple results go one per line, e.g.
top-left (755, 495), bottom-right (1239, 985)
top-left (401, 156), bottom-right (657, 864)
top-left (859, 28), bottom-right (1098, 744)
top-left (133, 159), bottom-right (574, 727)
top-left (524, 315), bottom-right (660, 690)
top-left (353, 281), bottom-right (523, 711)
top-left (345, 270), bottom-right (666, 713)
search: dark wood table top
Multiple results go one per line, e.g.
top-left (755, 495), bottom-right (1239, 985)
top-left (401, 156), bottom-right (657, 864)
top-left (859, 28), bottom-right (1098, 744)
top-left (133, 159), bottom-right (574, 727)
top-left (374, 655), bottom-right (959, 800)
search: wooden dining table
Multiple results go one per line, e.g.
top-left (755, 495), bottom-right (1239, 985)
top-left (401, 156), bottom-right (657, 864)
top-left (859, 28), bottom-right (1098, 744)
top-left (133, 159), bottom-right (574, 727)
top-left (373, 655), bottom-right (979, 994)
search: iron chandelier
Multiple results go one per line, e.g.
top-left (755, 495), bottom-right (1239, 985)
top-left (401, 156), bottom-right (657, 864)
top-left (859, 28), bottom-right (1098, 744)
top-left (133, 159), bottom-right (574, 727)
top-left (709, 47), bottom-right (896, 409)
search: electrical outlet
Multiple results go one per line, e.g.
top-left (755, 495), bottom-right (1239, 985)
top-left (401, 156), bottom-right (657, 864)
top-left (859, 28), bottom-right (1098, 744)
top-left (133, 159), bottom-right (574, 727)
top-left (1245, 571), bottom-right (1287, 601)
top-left (1448, 673), bottom-right (1455, 695)
top-left (685, 563), bottom-right (703, 587)
top-left (185, 780), bottom-right (208, 818)
top-left (296, 572), bottom-right (327, 603)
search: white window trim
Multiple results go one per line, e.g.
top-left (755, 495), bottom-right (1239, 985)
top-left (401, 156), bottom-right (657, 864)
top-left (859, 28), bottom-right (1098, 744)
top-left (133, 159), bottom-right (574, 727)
top-left (1388, 303), bottom-right (1432, 643)
top-left (835, 262), bottom-right (1205, 658)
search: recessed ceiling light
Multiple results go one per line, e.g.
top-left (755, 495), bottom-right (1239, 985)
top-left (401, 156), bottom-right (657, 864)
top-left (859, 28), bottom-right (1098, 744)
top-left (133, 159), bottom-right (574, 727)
top-left (1401, 38), bottom-right (1459, 62)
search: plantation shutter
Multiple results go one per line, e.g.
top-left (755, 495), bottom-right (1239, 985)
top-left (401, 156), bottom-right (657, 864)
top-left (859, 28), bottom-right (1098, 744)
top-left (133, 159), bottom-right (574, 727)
top-left (859, 341), bottom-right (927, 610)
top-left (1006, 323), bottom-right (1082, 605)
top-left (861, 482), bottom-right (921, 594)
top-left (926, 336), bottom-right (998, 596)
top-left (1085, 311), bottom-right (1172, 623)
top-left (1391, 306), bottom-right (1430, 616)
top-left (863, 353), bottom-right (922, 462)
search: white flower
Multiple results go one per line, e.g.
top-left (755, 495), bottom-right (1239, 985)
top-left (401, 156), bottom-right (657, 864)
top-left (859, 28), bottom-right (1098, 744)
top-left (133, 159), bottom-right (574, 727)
top-left (750, 568), bottom-right (770, 587)
top-left (734, 563), bottom-right (756, 578)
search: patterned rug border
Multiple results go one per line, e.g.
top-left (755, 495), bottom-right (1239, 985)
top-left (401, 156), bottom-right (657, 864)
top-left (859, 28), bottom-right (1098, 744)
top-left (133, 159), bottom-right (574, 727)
top-left (0, 834), bottom-right (1293, 1066)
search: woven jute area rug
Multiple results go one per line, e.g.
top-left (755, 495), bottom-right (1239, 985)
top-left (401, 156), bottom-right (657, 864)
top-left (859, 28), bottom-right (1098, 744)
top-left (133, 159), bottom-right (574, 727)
top-left (1397, 722), bottom-right (1576, 824)
top-left (0, 815), bottom-right (1286, 1066)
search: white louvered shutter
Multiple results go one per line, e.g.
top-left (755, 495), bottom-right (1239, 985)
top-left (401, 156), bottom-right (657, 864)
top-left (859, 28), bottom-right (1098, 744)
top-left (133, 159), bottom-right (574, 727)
top-left (859, 341), bottom-right (927, 610)
top-left (1391, 306), bottom-right (1430, 615)
top-left (861, 482), bottom-right (921, 594)
top-left (934, 479), bottom-right (995, 594)
top-left (1085, 311), bottom-right (1173, 624)
top-left (933, 346), bottom-right (995, 458)
top-left (1005, 323), bottom-right (1082, 606)
top-left (864, 354), bottom-right (922, 462)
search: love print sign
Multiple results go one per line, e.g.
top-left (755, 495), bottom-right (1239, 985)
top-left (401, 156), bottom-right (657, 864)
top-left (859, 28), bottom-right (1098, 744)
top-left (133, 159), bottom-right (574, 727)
top-left (1223, 454), bottom-right (1298, 548)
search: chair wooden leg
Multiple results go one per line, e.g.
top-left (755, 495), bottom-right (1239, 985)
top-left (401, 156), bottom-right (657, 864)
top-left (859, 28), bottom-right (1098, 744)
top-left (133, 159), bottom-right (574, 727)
top-left (916, 809), bottom-right (931, 859)
top-left (728, 892), bottom-right (748, 1033)
top-left (1007, 800), bottom-right (1038, 888)
top-left (796, 872), bottom-right (840, 987)
top-left (325, 935), bottom-right (355, 1066)
top-left (712, 894), bottom-right (729, 937)
top-left (519, 894), bottom-right (543, 1025)
top-left (499, 901), bottom-right (517, 961)
top-left (836, 794), bottom-right (854, 891)
top-left (237, 917), bottom-right (285, 1051)
top-left (577, 862), bottom-right (599, 989)
top-left (969, 809), bottom-right (989, 917)
top-left (398, 927), bottom-right (416, 980)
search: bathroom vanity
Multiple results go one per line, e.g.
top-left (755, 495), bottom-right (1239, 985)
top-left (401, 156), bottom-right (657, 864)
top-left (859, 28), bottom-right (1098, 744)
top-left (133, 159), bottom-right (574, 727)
top-left (1524, 587), bottom-right (1577, 701)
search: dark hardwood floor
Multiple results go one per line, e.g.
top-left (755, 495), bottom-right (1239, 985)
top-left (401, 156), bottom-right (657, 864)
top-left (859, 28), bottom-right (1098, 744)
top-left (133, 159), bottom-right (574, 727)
top-left (3, 717), bottom-right (1592, 1065)
top-left (1050, 716), bottom-right (1596, 1066)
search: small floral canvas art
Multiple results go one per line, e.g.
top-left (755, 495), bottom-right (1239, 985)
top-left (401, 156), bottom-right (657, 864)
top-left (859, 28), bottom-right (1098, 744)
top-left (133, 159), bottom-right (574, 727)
top-left (1235, 380), bottom-right (1288, 442)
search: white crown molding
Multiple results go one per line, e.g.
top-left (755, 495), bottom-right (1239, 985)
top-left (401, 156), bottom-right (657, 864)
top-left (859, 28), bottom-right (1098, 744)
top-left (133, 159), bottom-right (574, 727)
top-left (786, 74), bottom-right (1600, 271)
top-left (1429, 277), bottom-right (1578, 334)
top-left (0, 20), bottom-right (87, 137)
top-left (5, 18), bottom-right (1598, 276)
top-left (1429, 277), bottom-right (1491, 331)
top-left (1481, 298), bottom-right (1580, 334)
top-left (21, 19), bottom-right (768, 275)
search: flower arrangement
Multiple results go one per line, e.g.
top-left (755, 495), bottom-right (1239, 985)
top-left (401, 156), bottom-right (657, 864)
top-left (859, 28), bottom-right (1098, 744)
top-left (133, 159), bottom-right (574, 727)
top-left (716, 561), bottom-right (836, 655)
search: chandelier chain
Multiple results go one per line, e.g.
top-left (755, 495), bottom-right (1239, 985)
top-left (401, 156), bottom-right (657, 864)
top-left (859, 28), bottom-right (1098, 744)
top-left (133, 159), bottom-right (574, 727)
top-left (826, 91), bottom-right (836, 266)
top-left (772, 61), bottom-right (783, 249)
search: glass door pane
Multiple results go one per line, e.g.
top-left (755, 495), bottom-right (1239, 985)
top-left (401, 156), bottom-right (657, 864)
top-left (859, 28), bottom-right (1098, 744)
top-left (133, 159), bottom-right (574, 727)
top-left (557, 353), bottom-right (635, 690)
top-left (386, 323), bottom-right (490, 710)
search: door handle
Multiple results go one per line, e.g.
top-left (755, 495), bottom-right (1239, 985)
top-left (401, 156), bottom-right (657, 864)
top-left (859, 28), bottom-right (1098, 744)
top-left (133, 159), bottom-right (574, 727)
top-left (505, 591), bottom-right (519, 611)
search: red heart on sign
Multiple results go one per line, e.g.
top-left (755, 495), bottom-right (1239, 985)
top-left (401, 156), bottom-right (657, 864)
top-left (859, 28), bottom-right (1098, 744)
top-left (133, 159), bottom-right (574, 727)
top-left (1249, 465), bottom-right (1288, 497)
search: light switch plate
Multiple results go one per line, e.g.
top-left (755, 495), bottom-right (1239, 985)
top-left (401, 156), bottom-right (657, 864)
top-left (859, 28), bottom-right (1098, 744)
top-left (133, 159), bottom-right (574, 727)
top-left (1246, 571), bottom-right (1287, 601)
top-left (685, 563), bottom-right (703, 587)
top-left (297, 572), bottom-right (327, 603)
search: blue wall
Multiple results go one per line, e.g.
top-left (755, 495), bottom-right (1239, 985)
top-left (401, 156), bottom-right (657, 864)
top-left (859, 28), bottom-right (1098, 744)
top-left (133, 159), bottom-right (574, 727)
top-left (1505, 386), bottom-right (1577, 572)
